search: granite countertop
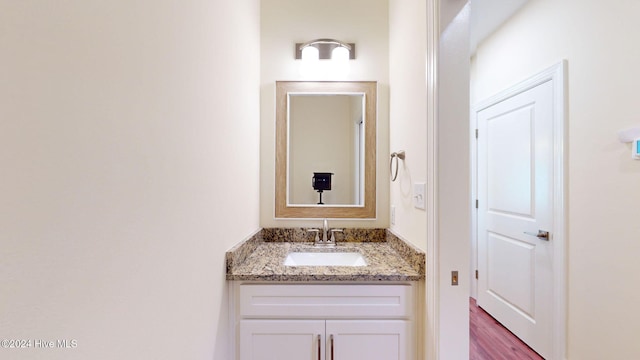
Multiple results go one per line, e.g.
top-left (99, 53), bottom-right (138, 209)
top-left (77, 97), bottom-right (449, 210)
top-left (226, 228), bottom-right (425, 282)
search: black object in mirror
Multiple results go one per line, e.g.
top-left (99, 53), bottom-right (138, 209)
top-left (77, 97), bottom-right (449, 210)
top-left (312, 172), bottom-right (333, 191)
top-left (312, 172), bottom-right (333, 205)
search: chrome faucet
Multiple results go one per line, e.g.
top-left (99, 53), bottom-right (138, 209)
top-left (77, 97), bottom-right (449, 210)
top-left (307, 219), bottom-right (342, 247)
top-left (319, 219), bottom-right (342, 247)
top-left (322, 219), bottom-right (329, 243)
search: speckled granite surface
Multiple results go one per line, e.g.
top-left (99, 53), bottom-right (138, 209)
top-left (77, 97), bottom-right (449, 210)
top-left (226, 228), bottom-right (425, 282)
top-left (386, 229), bottom-right (426, 276)
top-left (260, 227), bottom-right (387, 243)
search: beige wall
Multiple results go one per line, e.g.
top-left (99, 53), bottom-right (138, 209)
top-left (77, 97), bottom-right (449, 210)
top-left (0, 1), bottom-right (260, 359)
top-left (471, 0), bottom-right (640, 358)
top-left (260, 0), bottom-right (390, 227)
top-left (388, 0), bottom-right (428, 249)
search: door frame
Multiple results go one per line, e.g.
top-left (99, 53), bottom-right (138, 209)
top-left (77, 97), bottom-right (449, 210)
top-left (470, 60), bottom-right (567, 360)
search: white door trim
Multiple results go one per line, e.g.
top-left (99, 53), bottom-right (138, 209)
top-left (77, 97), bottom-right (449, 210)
top-left (425, 0), bottom-right (440, 359)
top-left (471, 60), bottom-right (567, 360)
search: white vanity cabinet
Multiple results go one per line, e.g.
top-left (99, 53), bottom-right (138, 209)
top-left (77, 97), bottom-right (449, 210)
top-left (240, 319), bottom-right (410, 360)
top-left (239, 320), bottom-right (325, 360)
top-left (232, 283), bottom-right (417, 360)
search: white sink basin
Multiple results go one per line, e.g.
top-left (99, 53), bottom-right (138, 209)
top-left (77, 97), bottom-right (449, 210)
top-left (284, 252), bottom-right (367, 267)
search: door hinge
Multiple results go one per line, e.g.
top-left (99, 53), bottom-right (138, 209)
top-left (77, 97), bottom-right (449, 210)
top-left (475, 199), bottom-right (479, 208)
top-left (475, 129), bottom-right (478, 139)
top-left (475, 270), bottom-right (478, 279)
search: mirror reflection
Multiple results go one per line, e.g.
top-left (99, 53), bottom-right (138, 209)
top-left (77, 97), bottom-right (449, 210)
top-left (275, 81), bottom-right (376, 218)
top-left (288, 93), bottom-right (364, 205)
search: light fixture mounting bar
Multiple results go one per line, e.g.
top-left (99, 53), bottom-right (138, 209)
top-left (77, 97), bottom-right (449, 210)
top-left (295, 40), bottom-right (356, 60)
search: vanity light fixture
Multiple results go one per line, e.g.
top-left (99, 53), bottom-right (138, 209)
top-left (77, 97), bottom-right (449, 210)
top-left (295, 39), bottom-right (355, 77)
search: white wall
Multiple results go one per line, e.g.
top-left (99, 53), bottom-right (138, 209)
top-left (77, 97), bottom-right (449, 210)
top-left (260, 0), bottom-right (390, 228)
top-left (388, 0), bottom-right (428, 249)
top-left (438, 3), bottom-right (471, 360)
top-left (390, 3), bottom-right (472, 360)
top-left (471, 0), bottom-right (640, 358)
top-left (0, 1), bottom-right (261, 359)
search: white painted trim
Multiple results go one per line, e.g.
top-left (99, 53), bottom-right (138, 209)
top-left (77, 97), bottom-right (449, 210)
top-left (553, 60), bottom-right (568, 360)
top-left (472, 60), bottom-right (567, 360)
top-left (425, 0), bottom-right (440, 359)
top-left (228, 281), bottom-right (237, 360)
top-left (469, 106), bottom-right (478, 300)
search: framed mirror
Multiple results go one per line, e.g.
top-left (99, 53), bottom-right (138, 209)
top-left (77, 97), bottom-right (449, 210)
top-left (275, 81), bottom-right (376, 218)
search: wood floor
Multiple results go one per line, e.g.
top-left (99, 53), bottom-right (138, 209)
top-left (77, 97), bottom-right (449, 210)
top-left (470, 298), bottom-right (544, 360)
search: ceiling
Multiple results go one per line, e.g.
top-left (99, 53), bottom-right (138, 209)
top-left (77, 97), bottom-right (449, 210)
top-left (469, 0), bottom-right (530, 53)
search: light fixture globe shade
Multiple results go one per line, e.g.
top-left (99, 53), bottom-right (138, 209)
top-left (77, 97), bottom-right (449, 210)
top-left (331, 46), bottom-right (350, 77)
top-left (300, 46), bottom-right (319, 77)
top-left (301, 45), bottom-right (319, 61)
top-left (332, 46), bottom-right (349, 61)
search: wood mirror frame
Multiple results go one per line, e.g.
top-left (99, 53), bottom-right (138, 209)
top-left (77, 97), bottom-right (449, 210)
top-left (275, 81), bottom-right (377, 218)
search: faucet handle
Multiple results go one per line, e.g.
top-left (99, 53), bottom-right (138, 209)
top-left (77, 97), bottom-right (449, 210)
top-left (329, 228), bottom-right (343, 243)
top-left (307, 229), bottom-right (320, 243)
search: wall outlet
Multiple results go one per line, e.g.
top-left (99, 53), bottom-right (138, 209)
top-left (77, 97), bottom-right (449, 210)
top-left (413, 182), bottom-right (426, 210)
top-left (451, 271), bottom-right (459, 286)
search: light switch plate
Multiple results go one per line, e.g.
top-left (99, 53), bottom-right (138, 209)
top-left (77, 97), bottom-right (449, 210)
top-left (413, 182), bottom-right (426, 209)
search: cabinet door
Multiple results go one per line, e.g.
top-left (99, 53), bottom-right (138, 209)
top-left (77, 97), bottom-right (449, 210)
top-left (240, 320), bottom-right (325, 360)
top-left (325, 320), bottom-right (412, 360)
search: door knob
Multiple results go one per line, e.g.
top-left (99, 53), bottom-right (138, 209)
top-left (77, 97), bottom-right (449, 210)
top-left (524, 230), bottom-right (550, 241)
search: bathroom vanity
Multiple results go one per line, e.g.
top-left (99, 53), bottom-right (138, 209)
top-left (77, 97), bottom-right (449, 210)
top-left (226, 229), bottom-right (425, 360)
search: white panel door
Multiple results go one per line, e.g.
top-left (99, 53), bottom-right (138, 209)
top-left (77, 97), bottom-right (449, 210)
top-left (325, 320), bottom-right (411, 360)
top-left (239, 320), bottom-right (325, 360)
top-left (477, 79), bottom-right (554, 359)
